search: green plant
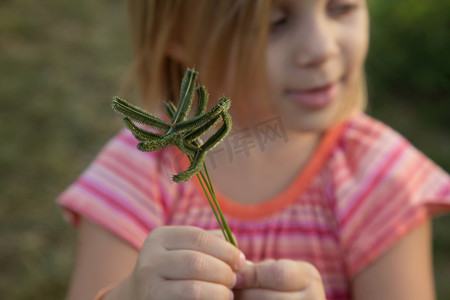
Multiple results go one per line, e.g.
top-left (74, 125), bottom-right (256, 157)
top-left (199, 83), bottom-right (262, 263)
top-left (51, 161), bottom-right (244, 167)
top-left (111, 68), bottom-right (237, 247)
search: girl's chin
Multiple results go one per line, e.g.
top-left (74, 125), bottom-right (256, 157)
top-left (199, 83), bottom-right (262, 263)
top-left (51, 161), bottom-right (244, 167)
top-left (280, 100), bottom-right (343, 133)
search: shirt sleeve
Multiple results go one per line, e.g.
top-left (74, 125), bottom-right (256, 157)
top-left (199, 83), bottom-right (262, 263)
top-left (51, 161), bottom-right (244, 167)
top-left (334, 115), bottom-right (450, 277)
top-left (57, 129), bottom-right (173, 249)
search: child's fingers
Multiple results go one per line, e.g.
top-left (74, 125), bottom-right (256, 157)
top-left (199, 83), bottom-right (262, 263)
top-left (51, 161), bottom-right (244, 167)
top-left (155, 279), bottom-right (234, 300)
top-left (234, 288), bottom-right (304, 300)
top-left (208, 229), bottom-right (239, 247)
top-left (208, 229), bottom-right (225, 239)
top-left (235, 259), bottom-right (324, 292)
top-left (156, 249), bottom-right (237, 288)
top-left (149, 226), bottom-right (245, 271)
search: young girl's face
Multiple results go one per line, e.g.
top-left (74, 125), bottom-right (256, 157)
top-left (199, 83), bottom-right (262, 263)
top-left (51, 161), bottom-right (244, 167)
top-left (264, 0), bottom-right (369, 132)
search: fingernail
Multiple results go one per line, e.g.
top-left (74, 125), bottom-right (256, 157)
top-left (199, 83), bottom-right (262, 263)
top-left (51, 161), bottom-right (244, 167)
top-left (235, 273), bottom-right (244, 289)
top-left (231, 273), bottom-right (237, 288)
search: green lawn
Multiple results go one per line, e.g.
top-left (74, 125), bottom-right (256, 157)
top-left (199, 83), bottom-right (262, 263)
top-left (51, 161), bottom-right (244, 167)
top-left (0, 1), bottom-right (449, 299)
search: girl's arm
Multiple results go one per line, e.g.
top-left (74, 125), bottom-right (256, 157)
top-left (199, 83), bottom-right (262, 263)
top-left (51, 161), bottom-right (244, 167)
top-left (352, 220), bottom-right (435, 300)
top-left (65, 217), bottom-right (138, 300)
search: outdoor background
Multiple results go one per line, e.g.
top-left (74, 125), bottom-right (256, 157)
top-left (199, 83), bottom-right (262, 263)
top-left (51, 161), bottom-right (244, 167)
top-left (0, 0), bottom-right (449, 299)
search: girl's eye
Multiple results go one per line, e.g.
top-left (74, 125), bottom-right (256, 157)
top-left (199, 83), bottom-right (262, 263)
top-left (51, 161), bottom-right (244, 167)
top-left (270, 9), bottom-right (288, 31)
top-left (271, 17), bottom-right (287, 28)
top-left (328, 1), bottom-right (359, 17)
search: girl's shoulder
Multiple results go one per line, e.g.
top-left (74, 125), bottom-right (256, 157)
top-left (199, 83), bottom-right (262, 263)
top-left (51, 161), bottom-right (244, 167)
top-left (329, 113), bottom-right (450, 277)
top-left (92, 129), bottom-right (179, 179)
top-left (339, 113), bottom-right (407, 154)
top-left (335, 113), bottom-right (437, 171)
top-left (57, 129), bottom-right (181, 249)
top-left (332, 112), bottom-right (449, 191)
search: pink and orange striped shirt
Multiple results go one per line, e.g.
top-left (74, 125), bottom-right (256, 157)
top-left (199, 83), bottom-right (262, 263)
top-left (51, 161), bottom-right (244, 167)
top-left (58, 113), bottom-right (450, 299)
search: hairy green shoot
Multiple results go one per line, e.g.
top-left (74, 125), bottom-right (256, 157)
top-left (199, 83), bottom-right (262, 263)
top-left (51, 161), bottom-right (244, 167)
top-left (111, 68), bottom-right (237, 247)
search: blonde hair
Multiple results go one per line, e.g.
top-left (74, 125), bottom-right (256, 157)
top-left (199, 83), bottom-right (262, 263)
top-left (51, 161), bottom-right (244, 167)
top-left (336, 72), bottom-right (368, 122)
top-left (125, 0), bottom-right (270, 111)
top-left (124, 0), bottom-right (366, 121)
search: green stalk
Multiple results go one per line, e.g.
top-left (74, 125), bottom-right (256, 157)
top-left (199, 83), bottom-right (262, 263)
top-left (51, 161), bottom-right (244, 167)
top-left (195, 172), bottom-right (229, 242)
top-left (188, 155), bottom-right (236, 246)
top-left (200, 162), bottom-right (237, 247)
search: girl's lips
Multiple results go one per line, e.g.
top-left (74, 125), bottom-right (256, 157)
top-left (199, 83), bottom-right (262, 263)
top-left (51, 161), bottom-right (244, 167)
top-left (285, 82), bottom-right (339, 109)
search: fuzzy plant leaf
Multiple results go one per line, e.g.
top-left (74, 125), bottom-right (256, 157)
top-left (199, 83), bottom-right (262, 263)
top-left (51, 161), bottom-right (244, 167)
top-left (111, 68), bottom-right (232, 183)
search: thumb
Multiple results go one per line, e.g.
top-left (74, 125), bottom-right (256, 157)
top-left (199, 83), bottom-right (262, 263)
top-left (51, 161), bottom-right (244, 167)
top-left (235, 259), bottom-right (322, 292)
top-left (234, 260), bottom-right (271, 290)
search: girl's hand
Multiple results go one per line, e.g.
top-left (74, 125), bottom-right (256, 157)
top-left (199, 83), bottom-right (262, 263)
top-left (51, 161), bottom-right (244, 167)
top-left (131, 226), bottom-right (245, 300)
top-left (234, 259), bottom-right (326, 300)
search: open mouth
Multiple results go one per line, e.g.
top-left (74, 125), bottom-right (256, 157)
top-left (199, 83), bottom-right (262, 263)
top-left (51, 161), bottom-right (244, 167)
top-left (286, 82), bottom-right (340, 109)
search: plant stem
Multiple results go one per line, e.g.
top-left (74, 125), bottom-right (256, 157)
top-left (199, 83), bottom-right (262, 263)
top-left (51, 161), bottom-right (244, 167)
top-left (200, 162), bottom-right (237, 247)
top-left (187, 156), bottom-right (237, 247)
top-left (195, 171), bottom-right (229, 242)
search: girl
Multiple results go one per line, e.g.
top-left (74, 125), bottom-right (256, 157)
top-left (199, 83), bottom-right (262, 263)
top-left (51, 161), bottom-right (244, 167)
top-left (58, 0), bottom-right (450, 299)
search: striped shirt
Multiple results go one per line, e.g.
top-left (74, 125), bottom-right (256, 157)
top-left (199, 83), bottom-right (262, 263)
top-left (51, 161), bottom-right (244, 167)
top-left (58, 113), bottom-right (450, 299)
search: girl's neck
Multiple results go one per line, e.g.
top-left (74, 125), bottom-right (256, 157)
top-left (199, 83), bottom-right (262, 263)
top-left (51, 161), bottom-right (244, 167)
top-left (205, 126), bottom-right (322, 205)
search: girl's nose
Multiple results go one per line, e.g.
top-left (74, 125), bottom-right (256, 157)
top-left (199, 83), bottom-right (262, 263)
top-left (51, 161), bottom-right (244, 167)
top-left (293, 17), bottom-right (338, 68)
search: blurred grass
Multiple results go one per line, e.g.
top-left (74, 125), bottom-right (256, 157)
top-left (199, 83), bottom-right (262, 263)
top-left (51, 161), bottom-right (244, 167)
top-left (0, 1), bottom-right (128, 298)
top-left (0, 1), bottom-right (449, 299)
